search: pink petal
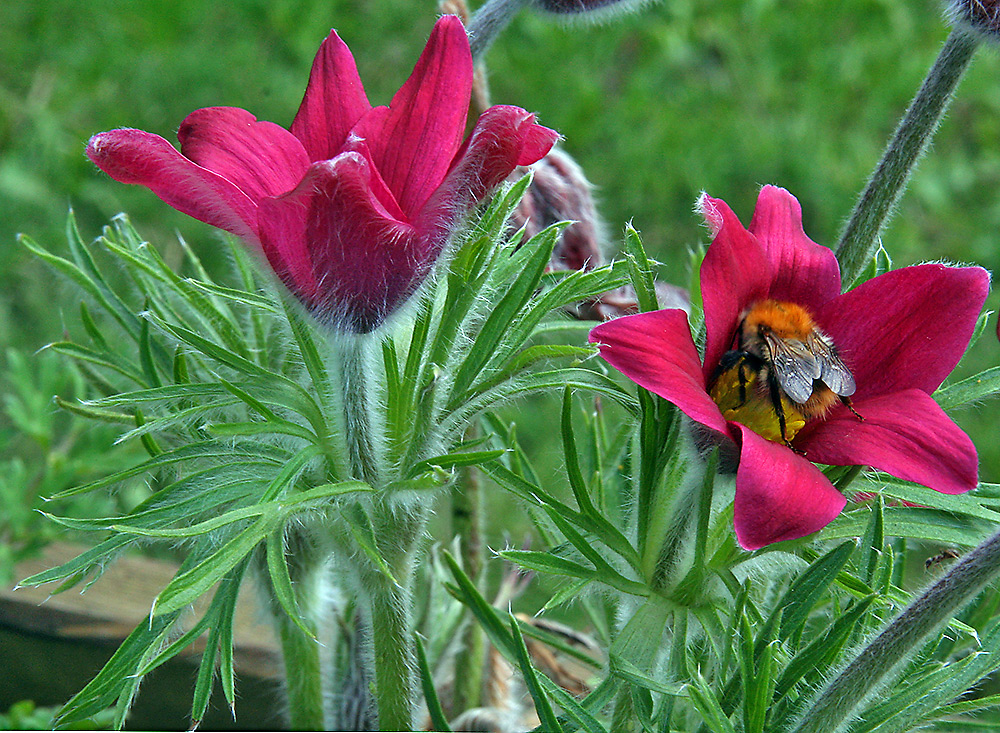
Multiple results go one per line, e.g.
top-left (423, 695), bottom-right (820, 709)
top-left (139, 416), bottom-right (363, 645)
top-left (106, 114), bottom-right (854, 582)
top-left (178, 107), bottom-right (310, 201)
top-left (795, 390), bottom-right (978, 495)
top-left (289, 29), bottom-right (372, 161)
top-left (748, 185), bottom-right (842, 311)
top-left (87, 128), bottom-right (259, 242)
top-left (589, 309), bottom-right (729, 435)
top-left (351, 15), bottom-right (473, 218)
top-left (698, 194), bottom-right (771, 382)
top-left (816, 264), bottom-right (989, 398)
top-left (420, 105), bottom-right (558, 227)
top-left (341, 135), bottom-right (408, 222)
top-left (733, 424), bottom-right (847, 550)
top-left (258, 153), bottom-right (420, 333)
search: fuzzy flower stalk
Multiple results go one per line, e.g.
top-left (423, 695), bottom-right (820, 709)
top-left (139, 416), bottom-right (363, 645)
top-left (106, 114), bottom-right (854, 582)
top-left (86, 16), bottom-right (557, 334)
top-left (591, 185), bottom-right (988, 550)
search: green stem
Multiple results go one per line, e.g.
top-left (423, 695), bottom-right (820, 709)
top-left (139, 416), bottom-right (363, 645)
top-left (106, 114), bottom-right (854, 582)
top-left (467, 0), bottom-right (531, 59)
top-left (263, 536), bottom-right (330, 731)
top-left (835, 28), bottom-right (978, 285)
top-left (450, 457), bottom-right (486, 716)
top-left (790, 526), bottom-right (1000, 733)
top-left (366, 501), bottom-right (427, 731)
top-left (278, 614), bottom-right (326, 731)
top-left (338, 337), bottom-right (380, 486)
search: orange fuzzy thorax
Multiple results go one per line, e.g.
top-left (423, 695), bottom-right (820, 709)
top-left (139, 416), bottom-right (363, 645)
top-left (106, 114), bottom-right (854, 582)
top-left (739, 299), bottom-right (817, 342)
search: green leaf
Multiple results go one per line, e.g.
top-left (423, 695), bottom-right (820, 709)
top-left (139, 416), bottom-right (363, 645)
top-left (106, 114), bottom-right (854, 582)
top-left (777, 541), bottom-right (855, 643)
top-left (342, 503), bottom-right (398, 585)
top-left (772, 596), bottom-right (876, 701)
top-left (281, 296), bottom-right (333, 400)
top-left (499, 549), bottom-right (599, 582)
top-left (265, 528), bottom-right (316, 639)
top-left (45, 341), bottom-right (144, 386)
top-left (852, 618), bottom-right (1000, 733)
top-left (688, 667), bottom-right (737, 733)
top-left (153, 516), bottom-right (275, 616)
top-left (541, 510), bottom-right (648, 595)
top-left (821, 506), bottom-right (999, 546)
top-left (53, 613), bottom-right (177, 726)
top-left (509, 615), bottom-right (565, 733)
top-left (48, 440), bottom-right (284, 499)
top-left (935, 366), bottom-right (1000, 410)
top-left (622, 223), bottom-right (659, 313)
top-left (20, 231), bottom-right (137, 342)
top-left (407, 448), bottom-right (507, 478)
top-left (188, 278), bottom-right (280, 313)
top-left (459, 344), bottom-right (596, 404)
top-left (415, 634), bottom-right (452, 732)
top-left (448, 222), bottom-right (561, 397)
top-left (53, 396), bottom-right (133, 424)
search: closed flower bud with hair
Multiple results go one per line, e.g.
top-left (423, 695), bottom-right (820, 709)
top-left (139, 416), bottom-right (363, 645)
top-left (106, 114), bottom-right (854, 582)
top-left (510, 148), bottom-right (689, 319)
top-left (531, 0), bottom-right (655, 22)
top-left (947, 0), bottom-right (1000, 40)
top-left (511, 147), bottom-right (605, 273)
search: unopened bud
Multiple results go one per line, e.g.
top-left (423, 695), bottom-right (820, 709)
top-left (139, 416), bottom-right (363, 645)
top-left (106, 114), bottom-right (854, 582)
top-left (531, 0), bottom-right (654, 22)
top-left (510, 147), bottom-right (605, 272)
top-left (946, 0), bottom-right (1000, 40)
top-left (510, 148), bottom-right (690, 320)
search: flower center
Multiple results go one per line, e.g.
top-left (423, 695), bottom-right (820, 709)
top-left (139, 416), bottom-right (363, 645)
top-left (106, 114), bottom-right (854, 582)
top-left (708, 299), bottom-right (853, 445)
top-left (709, 361), bottom-right (808, 442)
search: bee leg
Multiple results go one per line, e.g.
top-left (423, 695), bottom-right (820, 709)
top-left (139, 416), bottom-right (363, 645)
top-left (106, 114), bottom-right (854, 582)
top-left (766, 370), bottom-right (805, 454)
top-left (737, 358), bottom-right (750, 406)
top-left (841, 396), bottom-right (864, 422)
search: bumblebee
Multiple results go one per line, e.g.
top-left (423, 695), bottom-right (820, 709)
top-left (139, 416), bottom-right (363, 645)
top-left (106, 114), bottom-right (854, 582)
top-left (709, 299), bottom-right (861, 447)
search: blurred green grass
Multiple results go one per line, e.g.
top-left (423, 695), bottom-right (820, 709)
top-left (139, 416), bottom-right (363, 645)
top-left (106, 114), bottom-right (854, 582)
top-left (2, 0), bottom-right (999, 566)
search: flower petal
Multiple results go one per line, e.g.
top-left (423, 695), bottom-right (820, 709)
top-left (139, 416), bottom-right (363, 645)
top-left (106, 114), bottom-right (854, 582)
top-left (178, 107), bottom-right (310, 201)
top-left (289, 29), bottom-right (372, 161)
top-left (698, 194), bottom-right (771, 381)
top-left (748, 185), bottom-right (842, 310)
top-left (795, 389), bottom-right (978, 495)
top-left (258, 153), bottom-right (420, 333)
top-left (420, 105), bottom-right (558, 229)
top-left (733, 424), bottom-right (847, 550)
top-left (589, 309), bottom-right (729, 435)
top-left (341, 135), bottom-right (408, 222)
top-left (351, 15), bottom-right (473, 218)
top-left (87, 128), bottom-right (259, 241)
top-left (816, 264), bottom-right (990, 398)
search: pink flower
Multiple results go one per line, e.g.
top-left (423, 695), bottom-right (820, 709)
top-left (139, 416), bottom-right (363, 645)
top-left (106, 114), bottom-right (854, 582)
top-left (86, 16), bottom-right (557, 333)
top-left (589, 186), bottom-right (988, 550)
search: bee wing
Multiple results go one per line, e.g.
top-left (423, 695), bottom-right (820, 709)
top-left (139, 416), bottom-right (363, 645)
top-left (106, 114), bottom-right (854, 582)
top-left (807, 332), bottom-right (857, 397)
top-left (764, 333), bottom-right (818, 404)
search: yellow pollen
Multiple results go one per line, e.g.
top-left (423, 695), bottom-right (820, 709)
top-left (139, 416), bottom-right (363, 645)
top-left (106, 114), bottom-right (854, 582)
top-left (709, 363), bottom-right (806, 443)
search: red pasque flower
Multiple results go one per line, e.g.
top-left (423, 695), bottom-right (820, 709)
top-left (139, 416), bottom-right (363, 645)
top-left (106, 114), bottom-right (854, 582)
top-left (86, 16), bottom-right (557, 333)
top-left (589, 185), bottom-right (988, 550)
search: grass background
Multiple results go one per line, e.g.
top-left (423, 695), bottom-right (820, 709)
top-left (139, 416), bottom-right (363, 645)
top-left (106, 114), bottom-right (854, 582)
top-left (2, 0), bottom-right (1000, 620)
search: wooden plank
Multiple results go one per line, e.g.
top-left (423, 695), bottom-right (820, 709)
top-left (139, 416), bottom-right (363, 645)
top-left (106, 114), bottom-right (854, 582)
top-left (1, 541), bottom-right (280, 679)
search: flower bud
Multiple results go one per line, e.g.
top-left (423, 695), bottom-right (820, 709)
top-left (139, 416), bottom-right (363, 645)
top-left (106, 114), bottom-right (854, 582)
top-left (946, 0), bottom-right (1000, 40)
top-left (510, 147), bottom-right (690, 320)
top-left (510, 147), bottom-right (605, 272)
top-left (531, 0), bottom-right (653, 22)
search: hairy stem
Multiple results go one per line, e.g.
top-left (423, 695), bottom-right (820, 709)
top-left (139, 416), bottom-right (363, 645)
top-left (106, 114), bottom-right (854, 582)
top-left (467, 0), bottom-right (531, 59)
top-left (338, 337), bottom-right (381, 487)
top-left (450, 458), bottom-right (487, 715)
top-left (791, 527), bottom-right (1000, 733)
top-left (365, 500), bottom-right (428, 731)
top-left (835, 28), bottom-right (978, 285)
top-left (263, 534), bottom-right (330, 731)
top-left (278, 613), bottom-right (326, 730)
